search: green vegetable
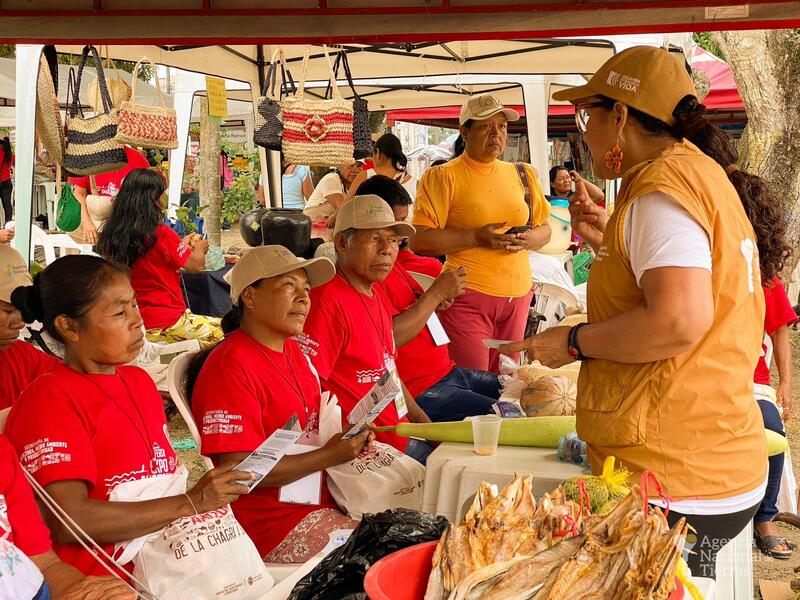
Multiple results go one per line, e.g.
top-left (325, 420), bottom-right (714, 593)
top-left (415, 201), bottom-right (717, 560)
top-left (371, 416), bottom-right (576, 448)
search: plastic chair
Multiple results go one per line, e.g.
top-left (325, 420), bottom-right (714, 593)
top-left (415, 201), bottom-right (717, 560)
top-left (166, 350), bottom-right (214, 471)
top-left (0, 407), bottom-right (10, 434)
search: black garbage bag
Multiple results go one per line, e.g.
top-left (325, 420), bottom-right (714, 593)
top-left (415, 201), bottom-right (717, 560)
top-left (288, 508), bottom-right (448, 600)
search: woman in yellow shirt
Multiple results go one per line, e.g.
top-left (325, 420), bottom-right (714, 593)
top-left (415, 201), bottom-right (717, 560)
top-left (409, 94), bottom-right (551, 373)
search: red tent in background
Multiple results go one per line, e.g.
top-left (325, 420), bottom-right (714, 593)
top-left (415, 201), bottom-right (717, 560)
top-left (387, 47), bottom-right (744, 128)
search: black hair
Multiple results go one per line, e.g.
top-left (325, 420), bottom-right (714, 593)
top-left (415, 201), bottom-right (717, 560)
top-left (97, 169), bottom-right (166, 266)
top-left (11, 255), bottom-right (129, 343)
top-left (0, 137), bottom-right (10, 166)
top-left (355, 174), bottom-right (412, 209)
top-left (186, 279), bottom-right (264, 400)
top-left (373, 133), bottom-right (408, 172)
top-left (549, 165), bottom-right (569, 183)
top-left (599, 94), bottom-right (792, 282)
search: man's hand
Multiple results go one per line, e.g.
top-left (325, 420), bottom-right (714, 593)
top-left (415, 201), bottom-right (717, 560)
top-left (63, 576), bottom-right (136, 600)
top-left (0, 228), bottom-right (14, 244)
top-left (777, 381), bottom-right (793, 421)
top-left (429, 266), bottom-right (467, 304)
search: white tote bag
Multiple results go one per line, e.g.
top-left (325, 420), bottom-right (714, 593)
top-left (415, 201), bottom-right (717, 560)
top-left (319, 392), bottom-right (425, 519)
top-left (111, 466), bottom-right (275, 600)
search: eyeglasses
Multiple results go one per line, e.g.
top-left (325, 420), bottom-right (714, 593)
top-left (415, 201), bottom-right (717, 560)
top-left (574, 102), bottom-right (605, 134)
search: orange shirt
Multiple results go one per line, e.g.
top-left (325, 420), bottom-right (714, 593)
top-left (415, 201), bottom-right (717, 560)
top-left (413, 154), bottom-right (549, 298)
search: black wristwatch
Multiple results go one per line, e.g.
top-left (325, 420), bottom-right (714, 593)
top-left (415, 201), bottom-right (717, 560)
top-left (567, 323), bottom-right (589, 361)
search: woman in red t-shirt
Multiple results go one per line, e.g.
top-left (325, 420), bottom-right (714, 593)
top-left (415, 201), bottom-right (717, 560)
top-left (0, 435), bottom-right (134, 599)
top-left (191, 245), bottom-right (372, 561)
top-left (0, 136), bottom-right (14, 224)
top-left (97, 168), bottom-right (221, 349)
top-left (6, 255), bottom-right (251, 576)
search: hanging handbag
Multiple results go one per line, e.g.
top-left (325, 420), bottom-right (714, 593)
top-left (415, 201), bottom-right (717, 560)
top-left (282, 45), bottom-right (354, 167)
top-left (54, 164), bottom-right (82, 232)
top-left (116, 57), bottom-right (179, 150)
top-left (63, 45), bottom-right (128, 176)
top-left (253, 49), bottom-right (296, 152)
top-left (88, 46), bottom-right (132, 112)
top-left (328, 49), bottom-right (372, 160)
top-left (35, 45), bottom-right (65, 166)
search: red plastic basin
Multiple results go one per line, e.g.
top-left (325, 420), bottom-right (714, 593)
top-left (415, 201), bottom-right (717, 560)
top-left (364, 541), bottom-right (684, 600)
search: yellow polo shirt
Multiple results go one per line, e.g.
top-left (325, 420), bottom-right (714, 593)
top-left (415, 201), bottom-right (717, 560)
top-left (413, 154), bottom-right (548, 298)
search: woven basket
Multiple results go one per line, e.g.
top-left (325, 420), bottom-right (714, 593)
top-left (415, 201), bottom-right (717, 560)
top-left (115, 57), bottom-right (178, 150)
top-left (282, 45), bottom-right (354, 168)
top-left (254, 49), bottom-right (295, 152)
top-left (63, 45), bottom-right (127, 176)
top-left (35, 47), bottom-right (65, 165)
top-left (88, 46), bottom-right (131, 112)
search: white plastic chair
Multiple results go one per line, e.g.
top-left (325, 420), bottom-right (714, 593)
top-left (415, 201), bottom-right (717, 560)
top-left (7, 221), bottom-right (93, 266)
top-left (0, 407), bottom-right (10, 434)
top-left (166, 350), bottom-right (214, 471)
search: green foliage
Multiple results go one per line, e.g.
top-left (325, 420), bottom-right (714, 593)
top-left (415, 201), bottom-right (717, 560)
top-left (221, 171), bottom-right (259, 225)
top-left (693, 33), bottom-right (725, 61)
top-left (0, 45), bottom-right (14, 58)
top-left (176, 204), bottom-right (205, 234)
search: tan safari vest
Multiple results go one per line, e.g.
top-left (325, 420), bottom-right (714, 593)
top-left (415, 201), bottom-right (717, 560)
top-left (577, 140), bottom-right (767, 500)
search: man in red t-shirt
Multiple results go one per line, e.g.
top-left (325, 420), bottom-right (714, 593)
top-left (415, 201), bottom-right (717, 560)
top-left (299, 195), bottom-right (432, 460)
top-left (0, 246), bottom-right (58, 410)
top-left (67, 145), bottom-right (149, 244)
top-left (357, 175), bottom-right (502, 422)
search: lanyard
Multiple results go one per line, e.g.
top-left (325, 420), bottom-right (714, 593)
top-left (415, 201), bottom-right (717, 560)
top-left (337, 273), bottom-right (390, 356)
top-left (242, 333), bottom-right (309, 420)
top-left (83, 370), bottom-right (156, 473)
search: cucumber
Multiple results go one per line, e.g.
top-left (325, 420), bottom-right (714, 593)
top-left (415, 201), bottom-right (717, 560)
top-left (394, 416), bottom-right (576, 448)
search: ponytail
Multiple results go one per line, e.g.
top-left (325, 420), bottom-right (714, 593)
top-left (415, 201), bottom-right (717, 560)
top-left (628, 95), bottom-right (792, 282)
top-left (374, 133), bottom-right (408, 173)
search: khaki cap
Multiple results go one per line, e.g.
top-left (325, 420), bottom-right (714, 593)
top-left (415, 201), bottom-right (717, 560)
top-left (459, 93), bottom-right (520, 126)
top-left (334, 195), bottom-right (416, 237)
top-left (552, 46), bottom-right (696, 126)
top-left (227, 245), bottom-right (334, 305)
top-left (0, 246), bottom-right (31, 304)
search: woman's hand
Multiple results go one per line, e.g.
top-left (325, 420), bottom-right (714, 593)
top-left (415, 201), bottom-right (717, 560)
top-left (81, 217), bottom-right (99, 245)
top-left (62, 576), bottom-right (136, 600)
top-left (473, 222), bottom-right (514, 250)
top-left (777, 381), bottom-right (793, 421)
top-left (322, 430), bottom-right (374, 466)
top-left (569, 179), bottom-right (607, 251)
top-left (0, 228), bottom-right (14, 243)
top-left (498, 326), bottom-right (574, 368)
top-left (505, 224), bottom-right (551, 253)
top-left (185, 462), bottom-right (253, 513)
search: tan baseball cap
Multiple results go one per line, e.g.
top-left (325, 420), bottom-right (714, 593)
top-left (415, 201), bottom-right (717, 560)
top-left (0, 246), bottom-right (32, 304)
top-left (333, 195), bottom-right (416, 237)
top-left (459, 94), bottom-right (520, 126)
top-left (227, 245), bottom-right (335, 305)
top-left (552, 46), bottom-right (696, 126)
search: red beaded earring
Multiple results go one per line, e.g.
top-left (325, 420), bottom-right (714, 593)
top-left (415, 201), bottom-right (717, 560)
top-left (604, 141), bottom-right (624, 174)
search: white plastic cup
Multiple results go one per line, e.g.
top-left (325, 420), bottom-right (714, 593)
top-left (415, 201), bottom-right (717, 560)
top-left (472, 415), bottom-right (502, 456)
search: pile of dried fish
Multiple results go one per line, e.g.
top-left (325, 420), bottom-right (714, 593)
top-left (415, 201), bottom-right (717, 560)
top-left (425, 475), bottom-right (690, 600)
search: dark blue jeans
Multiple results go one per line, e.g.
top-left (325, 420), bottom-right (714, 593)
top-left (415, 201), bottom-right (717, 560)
top-left (33, 582), bottom-right (51, 600)
top-left (416, 367), bottom-right (501, 423)
top-left (755, 398), bottom-right (785, 522)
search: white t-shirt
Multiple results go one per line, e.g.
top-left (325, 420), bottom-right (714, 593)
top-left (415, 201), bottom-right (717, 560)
top-left (622, 192), bottom-right (766, 515)
top-left (366, 168), bottom-right (418, 201)
top-left (305, 171), bottom-right (345, 209)
top-left (623, 191), bottom-right (712, 285)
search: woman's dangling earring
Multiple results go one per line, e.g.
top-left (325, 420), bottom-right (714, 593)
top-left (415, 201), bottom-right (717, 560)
top-left (604, 139), bottom-right (624, 174)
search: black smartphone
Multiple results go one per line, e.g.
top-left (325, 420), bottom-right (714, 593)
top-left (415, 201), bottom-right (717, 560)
top-left (505, 225), bottom-right (531, 235)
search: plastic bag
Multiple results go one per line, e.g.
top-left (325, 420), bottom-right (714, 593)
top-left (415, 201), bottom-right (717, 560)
top-left (288, 508), bottom-right (448, 600)
top-left (557, 432), bottom-right (588, 468)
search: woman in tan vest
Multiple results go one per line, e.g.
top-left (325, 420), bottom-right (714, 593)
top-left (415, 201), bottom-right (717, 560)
top-left (502, 46), bottom-right (770, 580)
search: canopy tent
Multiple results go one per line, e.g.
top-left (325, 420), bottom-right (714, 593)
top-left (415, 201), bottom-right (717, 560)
top-left (691, 46), bottom-right (744, 110)
top-left (1, 1), bottom-right (800, 42)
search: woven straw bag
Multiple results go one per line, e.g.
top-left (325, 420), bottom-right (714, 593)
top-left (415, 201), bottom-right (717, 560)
top-left (253, 49), bottom-right (296, 152)
top-left (115, 57), bottom-right (178, 150)
top-left (282, 45), bottom-right (354, 167)
top-left (63, 46), bottom-right (127, 177)
top-left (328, 49), bottom-right (371, 160)
top-left (88, 46), bottom-right (131, 112)
top-left (35, 46), bottom-right (65, 166)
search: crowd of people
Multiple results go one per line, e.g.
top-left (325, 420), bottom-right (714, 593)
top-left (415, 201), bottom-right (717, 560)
top-left (0, 45), bottom-right (798, 595)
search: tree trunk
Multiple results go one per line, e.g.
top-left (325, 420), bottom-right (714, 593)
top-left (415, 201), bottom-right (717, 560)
top-left (199, 98), bottom-right (222, 248)
top-left (712, 30), bottom-right (800, 301)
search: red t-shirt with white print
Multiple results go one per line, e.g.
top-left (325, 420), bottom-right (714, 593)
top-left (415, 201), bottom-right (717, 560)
top-left (754, 277), bottom-right (799, 385)
top-left (7, 363), bottom-right (177, 576)
top-left (192, 331), bottom-right (336, 557)
top-left (67, 146), bottom-right (149, 198)
top-left (0, 341), bottom-right (59, 410)
top-left (299, 274), bottom-right (409, 451)
top-left (130, 224), bottom-right (192, 330)
top-left (0, 435), bottom-right (52, 557)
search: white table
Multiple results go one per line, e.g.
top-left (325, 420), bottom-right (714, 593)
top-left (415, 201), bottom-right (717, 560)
top-left (422, 442), bottom-right (588, 523)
